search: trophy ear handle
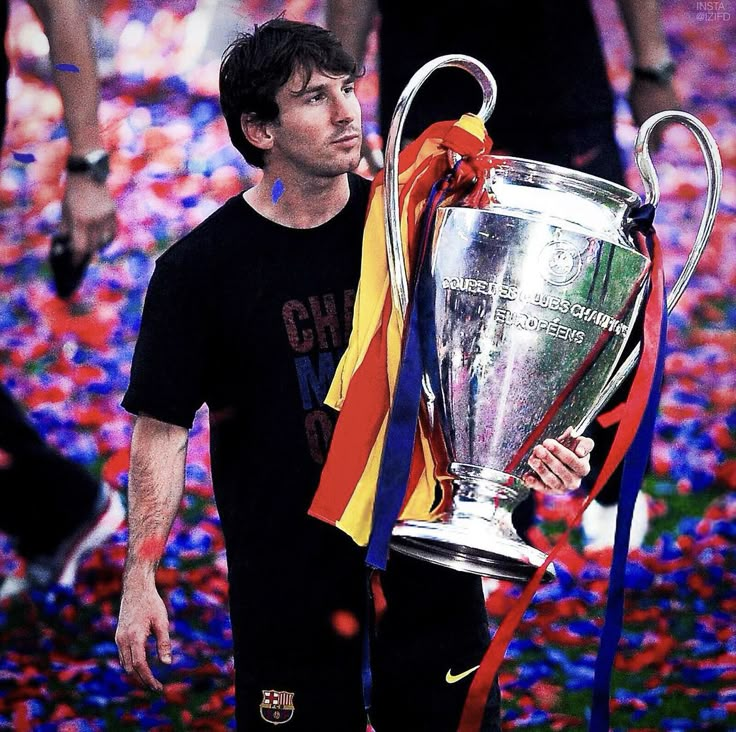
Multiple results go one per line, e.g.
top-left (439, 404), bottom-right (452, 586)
top-left (384, 54), bottom-right (497, 318)
top-left (575, 112), bottom-right (723, 436)
top-left (634, 110), bottom-right (722, 315)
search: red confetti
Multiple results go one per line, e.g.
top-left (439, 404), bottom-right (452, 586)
top-left (330, 609), bottom-right (360, 638)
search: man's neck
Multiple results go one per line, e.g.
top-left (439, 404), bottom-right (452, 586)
top-left (243, 170), bottom-right (351, 229)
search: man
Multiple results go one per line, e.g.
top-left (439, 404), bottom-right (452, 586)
top-left (328, 0), bottom-right (678, 174)
top-left (115, 18), bottom-right (593, 730)
top-left (0, 0), bottom-right (122, 600)
top-left (327, 0), bottom-right (679, 548)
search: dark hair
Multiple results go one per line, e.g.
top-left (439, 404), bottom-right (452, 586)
top-left (219, 18), bottom-right (360, 168)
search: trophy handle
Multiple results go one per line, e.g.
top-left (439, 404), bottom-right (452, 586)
top-left (635, 111), bottom-right (722, 313)
top-left (383, 55), bottom-right (497, 317)
top-left (575, 110), bottom-right (723, 434)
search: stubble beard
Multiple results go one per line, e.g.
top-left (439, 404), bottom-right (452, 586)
top-left (310, 150), bottom-right (362, 179)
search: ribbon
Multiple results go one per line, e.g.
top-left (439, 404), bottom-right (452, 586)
top-left (458, 204), bottom-right (668, 732)
top-left (365, 175), bottom-right (453, 569)
top-left (361, 568), bottom-right (388, 714)
top-left (589, 205), bottom-right (666, 730)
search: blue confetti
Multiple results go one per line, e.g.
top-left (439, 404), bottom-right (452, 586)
top-left (624, 563), bottom-right (655, 590)
top-left (711, 518), bottom-right (736, 537)
top-left (12, 151), bottom-right (36, 163)
top-left (516, 710), bottom-right (549, 726)
top-left (271, 178), bottom-right (285, 203)
top-left (55, 63), bottom-right (80, 72)
top-left (91, 642), bottom-right (119, 657)
top-left (569, 620), bottom-right (601, 637)
top-left (662, 717), bottom-right (697, 730)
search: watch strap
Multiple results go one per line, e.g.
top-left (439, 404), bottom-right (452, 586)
top-left (66, 156), bottom-right (94, 173)
top-left (66, 149), bottom-right (110, 183)
top-left (633, 60), bottom-right (676, 85)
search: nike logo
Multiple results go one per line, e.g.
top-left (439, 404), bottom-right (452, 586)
top-left (445, 664), bottom-right (480, 684)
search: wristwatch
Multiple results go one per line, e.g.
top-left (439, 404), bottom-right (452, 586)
top-left (66, 149), bottom-right (110, 184)
top-left (633, 59), bottom-right (677, 86)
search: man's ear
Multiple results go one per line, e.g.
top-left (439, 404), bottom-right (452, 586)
top-left (241, 113), bottom-right (275, 152)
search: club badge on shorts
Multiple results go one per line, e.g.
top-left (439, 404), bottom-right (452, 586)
top-left (260, 689), bottom-right (295, 725)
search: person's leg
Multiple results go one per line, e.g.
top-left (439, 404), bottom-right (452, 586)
top-left (495, 117), bottom-right (625, 186)
top-left (371, 554), bottom-right (501, 731)
top-left (0, 384), bottom-right (124, 599)
top-left (0, 384), bottom-right (100, 559)
top-left (235, 673), bottom-right (367, 731)
top-left (558, 115), bottom-right (645, 539)
top-left (0, 384), bottom-right (126, 598)
top-left (371, 653), bottom-right (500, 732)
top-left (580, 312), bottom-right (649, 549)
top-left (231, 609), bottom-right (367, 731)
top-left (562, 117), bottom-right (626, 185)
top-left (229, 558), bottom-right (368, 732)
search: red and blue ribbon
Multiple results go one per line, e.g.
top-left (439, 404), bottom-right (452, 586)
top-left (459, 204), bottom-right (668, 732)
top-left (589, 203), bottom-right (667, 730)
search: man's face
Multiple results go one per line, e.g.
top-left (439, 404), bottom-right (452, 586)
top-left (266, 68), bottom-right (362, 178)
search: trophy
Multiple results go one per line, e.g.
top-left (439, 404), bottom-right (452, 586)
top-left (383, 56), bottom-right (722, 583)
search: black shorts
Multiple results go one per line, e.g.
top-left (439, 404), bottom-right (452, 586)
top-left (235, 668), bottom-right (366, 731)
top-left (370, 553), bottom-right (501, 732)
top-left (371, 640), bottom-right (501, 732)
top-left (494, 116), bottom-right (626, 187)
top-left (231, 553), bottom-right (501, 731)
top-left (231, 573), bottom-right (367, 731)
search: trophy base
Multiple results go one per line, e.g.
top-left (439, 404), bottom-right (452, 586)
top-left (390, 467), bottom-right (556, 584)
top-left (390, 521), bottom-right (556, 584)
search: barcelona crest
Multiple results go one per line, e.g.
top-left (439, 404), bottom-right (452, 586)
top-left (259, 689), bottom-right (295, 725)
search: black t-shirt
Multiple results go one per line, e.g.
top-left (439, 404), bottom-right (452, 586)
top-left (123, 172), bottom-right (488, 683)
top-left (377, 0), bottom-right (614, 145)
top-left (124, 174), bottom-right (372, 673)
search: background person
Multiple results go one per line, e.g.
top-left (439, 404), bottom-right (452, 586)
top-left (327, 0), bottom-right (680, 549)
top-left (0, 0), bottom-right (123, 600)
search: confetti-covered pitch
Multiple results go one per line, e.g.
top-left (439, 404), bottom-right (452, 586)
top-left (0, 0), bottom-right (734, 730)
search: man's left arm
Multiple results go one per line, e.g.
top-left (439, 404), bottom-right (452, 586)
top-left (26, 0), bottom-right (116, 263)
top-left (614, 0), bottom-right (680, 148)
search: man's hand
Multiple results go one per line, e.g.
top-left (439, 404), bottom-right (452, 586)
top-left (522, 427), bottom-right (594, 495)
top-left (27, 0), bottom-right (116, 264)
top-left (115, 577), bottom-right (172, 692)
top-left (62, 175), bottom-right (117, 266)
top-left (116, 416), bottom-right (188, 692)
top-left (629, 77), bottom-right (680, 152)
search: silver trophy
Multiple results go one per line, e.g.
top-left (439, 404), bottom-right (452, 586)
top-left (384, 56), bottom-right (722, 583)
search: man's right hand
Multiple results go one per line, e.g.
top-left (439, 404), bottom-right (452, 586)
top-left (115, 578), bottom-right (172, 692)
top-left (116, 417), bottom-right (188, 692)
top-left (628, 75), bottom-right (680, 153)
